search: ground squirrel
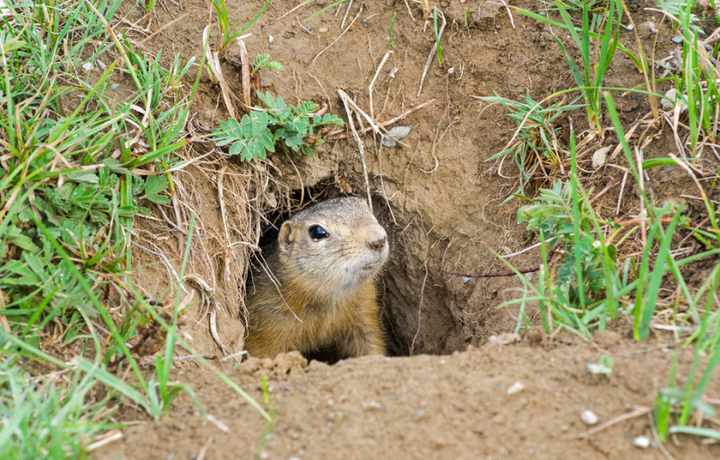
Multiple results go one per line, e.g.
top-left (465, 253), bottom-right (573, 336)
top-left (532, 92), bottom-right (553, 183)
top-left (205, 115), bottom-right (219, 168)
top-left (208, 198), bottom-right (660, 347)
top-left (244, 196), bottom-right (389, 361)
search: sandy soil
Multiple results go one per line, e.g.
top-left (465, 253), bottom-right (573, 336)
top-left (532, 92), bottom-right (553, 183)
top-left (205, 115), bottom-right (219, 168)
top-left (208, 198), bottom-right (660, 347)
top-left (93, 0), bottom-right (720, 458)
top-left (97, 328), bottom-right (720, 459)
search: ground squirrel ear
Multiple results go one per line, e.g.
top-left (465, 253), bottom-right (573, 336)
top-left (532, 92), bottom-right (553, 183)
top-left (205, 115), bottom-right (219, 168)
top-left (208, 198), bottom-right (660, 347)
top-left (278, 221), bottom-right (295, 253)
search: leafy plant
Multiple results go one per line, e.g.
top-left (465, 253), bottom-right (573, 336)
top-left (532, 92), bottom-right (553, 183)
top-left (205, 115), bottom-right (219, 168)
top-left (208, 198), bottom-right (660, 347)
top-left (473, 92), bottom-right (584, 201)
top-left (252, 53), bottom-right (284, 75)
top-left (212, 92), bottom-right (344, 161)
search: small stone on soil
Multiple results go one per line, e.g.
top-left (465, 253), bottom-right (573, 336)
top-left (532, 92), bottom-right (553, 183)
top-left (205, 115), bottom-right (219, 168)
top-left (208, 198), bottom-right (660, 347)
top-left (580, 410), bottom-right (599, 425)
top-left (268, 36), bottom-right (274, 43)
top-left (633, 435), bottom-right (651, 448)
top-left (362, 400), bottom-right (383, 411)
top-left (671, 36), bottom-right (683, 43)
top-left (506, 382), bottom-right (525, 395)
top-left (382, 126), bottom-right (413, 147)
top-left (592, 146), bottom-right (611, 169)
top-left (319, 27), bottom-right (328, 33)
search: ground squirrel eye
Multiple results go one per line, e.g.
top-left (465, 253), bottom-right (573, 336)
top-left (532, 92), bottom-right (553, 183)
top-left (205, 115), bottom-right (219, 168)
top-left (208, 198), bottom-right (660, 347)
top-left (309, 225), bottom-right (328, 240)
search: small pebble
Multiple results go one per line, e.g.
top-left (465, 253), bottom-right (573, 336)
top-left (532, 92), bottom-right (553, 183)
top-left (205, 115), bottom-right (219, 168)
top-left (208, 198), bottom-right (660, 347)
top-left (111, 83), bottom-right (120, 91)
top-left (592, 146), bottom-right (611, 169)
top-left (81, 62), bottom-right (93, 73)
top-left (292, 433), bottom-right (300, 439)
top-left (462, 276), bottom-right (472, 283)
top-left (626, 23), bottom-right (634, 30)
top-left (382, 125), bottom-right (413, 147)
top-left (289, 458), bottom-right (301, 460)
top-left (362, 20), bottom-right (368, 28)
top-left (506, 382), bottom-right (525, 395)
top-left (671, 36), bottom-right (683, 44)
top-left (327, 399), bottom-right (334, 406)
top-left (362, 400), bottom-right (383, 411)
top-left (319, 27), bottom-right (328, 33)
top-left (417, 410), bottom-right (425, 418)
top-left (268, 35), bottom-right (274, 44)
top-left (580, 410), bottom-right (599, 425)
top-left (259, 452), bottom-right (269, 460)
top-left (633, 435), bottom-right (651, 448)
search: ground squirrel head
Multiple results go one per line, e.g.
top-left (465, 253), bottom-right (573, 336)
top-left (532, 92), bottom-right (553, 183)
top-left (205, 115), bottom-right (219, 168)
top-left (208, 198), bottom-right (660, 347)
top-left (277, 196), bottom-right (388, 302)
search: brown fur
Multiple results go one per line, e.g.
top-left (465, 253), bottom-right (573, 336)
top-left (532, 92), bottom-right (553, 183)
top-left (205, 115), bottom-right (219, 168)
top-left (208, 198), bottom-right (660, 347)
top-left (244, 197), bottom-right (389, 360)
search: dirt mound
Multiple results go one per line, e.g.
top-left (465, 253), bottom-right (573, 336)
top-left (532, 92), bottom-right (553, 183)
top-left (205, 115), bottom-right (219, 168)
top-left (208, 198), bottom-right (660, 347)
top-left (96, 331), bottom-right (719, 459)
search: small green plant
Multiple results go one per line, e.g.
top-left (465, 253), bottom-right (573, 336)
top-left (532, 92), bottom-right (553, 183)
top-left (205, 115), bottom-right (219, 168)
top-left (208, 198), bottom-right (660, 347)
top-left (252, 53), bottom-right (284, 75)
top-left (209, 0), bottom-right (271, 56)
top-left (473, 92), bottom-right (584, 201)
top-left (434, 7), bottom-right (443, 67)
top-left (212, 92), bottom-right (344, 161)
top-left (588, 355), bottom-right (614, 374)
top-left (388, 12), bottom-right (397, 48)
top-left (517, 0), bottom-right (622, 132)
top-left (306, 0), bottom-right (350, 21)
top-left (669, 5), bottom-right (720, 155)
top-left (143, 0), bottom-right (157, 12)
top-left (254, 373), bottom-right (278, 460)
top-left (464, 8), bottom-right (469, 27)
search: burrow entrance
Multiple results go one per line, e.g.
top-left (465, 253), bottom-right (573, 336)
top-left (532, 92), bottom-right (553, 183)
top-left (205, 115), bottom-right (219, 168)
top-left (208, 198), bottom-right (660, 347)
top-left (247, 178), bottom-right (509, 360)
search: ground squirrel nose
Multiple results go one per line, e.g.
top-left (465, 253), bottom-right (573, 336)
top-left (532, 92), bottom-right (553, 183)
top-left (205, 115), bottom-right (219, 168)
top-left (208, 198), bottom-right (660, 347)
top-left (367, 236), bottom-right (387, 253)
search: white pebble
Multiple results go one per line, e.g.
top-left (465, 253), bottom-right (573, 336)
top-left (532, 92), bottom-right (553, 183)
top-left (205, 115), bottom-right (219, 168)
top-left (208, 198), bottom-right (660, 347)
top-left (633, 435), bottom-right (651, 448)
top-left (580, 410), bottom-right (599, 425)
top-left (268, 35), bottom-right (274, 44)
top-left (506, 381), bottom-right (525, 395)
top-left (592, 146), bottom-right (611, 169)
top-left (319, 27), bottom-right (328, 33)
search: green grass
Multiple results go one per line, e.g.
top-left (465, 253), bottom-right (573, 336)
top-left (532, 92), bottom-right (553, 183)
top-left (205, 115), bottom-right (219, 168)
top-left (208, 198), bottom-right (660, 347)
top-left (472, 92), bottom-right (584, 202)
top-left (388, 12), bottom-right (397, 48)
top-left (0, 355), bottom-right (117, 459)
top-left (496, 96), bottom-right (720, 444)
top-left (209, 0), bottom-right (271, 57)
top-left (516, 0), bottom-right (621, 132)
top-left (433, 7), bottom-right (443, 67)
top-left (488, 1), bottom-right (720, 443)
top-left (0, 0), bottom-right (270, 456)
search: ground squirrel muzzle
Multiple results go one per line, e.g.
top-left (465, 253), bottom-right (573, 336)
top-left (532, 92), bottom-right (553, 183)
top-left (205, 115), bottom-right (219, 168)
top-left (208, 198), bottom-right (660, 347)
top-left (244, 196), bottom-right (388, 361)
